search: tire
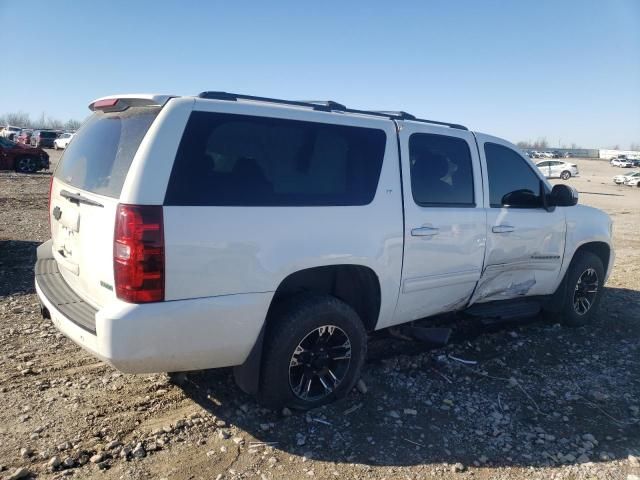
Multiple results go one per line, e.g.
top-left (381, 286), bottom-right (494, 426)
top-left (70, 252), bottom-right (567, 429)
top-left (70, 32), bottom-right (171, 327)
top-left (257, 294), bottom-right (367, 410)
top-left (15, 156), bottom-right (37, 173)
top-left (556, 251), bottom-right (605, 327)
top-left (560, 170), bottom-right (571, 180)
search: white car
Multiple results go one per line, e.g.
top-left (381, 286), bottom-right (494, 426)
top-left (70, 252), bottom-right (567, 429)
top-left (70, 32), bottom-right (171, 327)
top-left (625, 176), bottom-right (640, 187)
top-left (611, 157), bottom-right (633, 167)
top-left (35, 92), bottom-right (614, 409)
top-left (536, 160), bottom-right (579, 180)
top-left (1, 125), bottom-right (22, 141)
top-left (53, 133), bottom-right (74, 150)
top-left (613, 171), bottom-right (640, 184)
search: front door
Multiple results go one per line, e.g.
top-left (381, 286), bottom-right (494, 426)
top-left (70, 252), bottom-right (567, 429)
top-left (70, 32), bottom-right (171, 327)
top-left (392, 123), bottom-right (486, 325)
top-left (470, 135), bottom-right (566, 304)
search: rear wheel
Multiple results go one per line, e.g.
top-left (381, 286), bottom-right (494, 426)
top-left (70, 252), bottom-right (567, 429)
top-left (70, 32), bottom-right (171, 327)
top-left (560, 170), bottom-right (571, 180)
top-left (257, 294), bottom-right (367, 410)
top-left (15, 156), bottom-right (37, 173)
top-left (556, 251), bottom-right (605, 327)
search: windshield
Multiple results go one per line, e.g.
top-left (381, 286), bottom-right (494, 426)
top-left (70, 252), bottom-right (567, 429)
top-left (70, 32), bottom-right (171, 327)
top-left (39, 131), bottom-right (58, 138)
top-left (55, 106), bottom-right (161, 198)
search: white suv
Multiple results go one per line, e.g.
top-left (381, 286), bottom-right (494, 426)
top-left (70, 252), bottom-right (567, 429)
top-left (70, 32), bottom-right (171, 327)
top-left (36, 92), bottom-right (614, 409)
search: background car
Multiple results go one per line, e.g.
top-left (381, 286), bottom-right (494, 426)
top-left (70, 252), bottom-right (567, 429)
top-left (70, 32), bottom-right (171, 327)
top-left (16, 129), bottom-right (33, 144)
top-left (0, 125), bottom-right (22, 141)
top-left (536, 160), bottom-right (579, 179)
top-left (53, 132), bottom-right (74, 150)
top-left (564, 152), bottom-right (573, 158)
top-left (626, 176), bottom-right (640, 187)
top-left (613, 171), bottom-right (640, 184)
top-left (0, 136), bottom-right (49, 172)
top-left (610, 157), bottom-right (633, 167)
top-left (30, 130), bottom-right (58, 148)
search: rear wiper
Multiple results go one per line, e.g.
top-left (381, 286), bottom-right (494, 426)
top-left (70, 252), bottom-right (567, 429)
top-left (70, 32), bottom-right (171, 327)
top-left (60, 189), bottom-right (104, 208)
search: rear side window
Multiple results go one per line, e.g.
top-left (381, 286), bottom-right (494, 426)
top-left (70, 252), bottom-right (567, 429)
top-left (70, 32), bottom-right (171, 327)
top-left (55, 107), bottom-right (161, 198)
top-left (164, 112), bottom-right (386, 206)
top-left (409, 133), bottom-right (475, 207)
top-left (484, 142), bottom-right (543, 208)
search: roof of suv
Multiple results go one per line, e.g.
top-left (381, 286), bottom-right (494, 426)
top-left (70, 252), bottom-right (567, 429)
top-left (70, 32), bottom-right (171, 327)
top-left (89, 92), bottom-right (469, 131)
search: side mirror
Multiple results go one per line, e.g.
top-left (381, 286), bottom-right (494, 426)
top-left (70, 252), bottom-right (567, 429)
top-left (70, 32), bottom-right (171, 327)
top-left (549, 184), bottom-right (578, 207)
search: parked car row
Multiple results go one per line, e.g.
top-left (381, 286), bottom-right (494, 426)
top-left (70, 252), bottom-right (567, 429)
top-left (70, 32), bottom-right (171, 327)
top-left (527, 151), bottom-right (572, 159)
top-left (1, 125), bottom-right (75, 149)
top-left (613, 170), bottom-right (640, 186)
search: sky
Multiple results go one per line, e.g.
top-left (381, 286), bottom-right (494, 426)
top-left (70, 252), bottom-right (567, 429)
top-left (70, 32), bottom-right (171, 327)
top-left (1, 0), bottom-right (639, 149)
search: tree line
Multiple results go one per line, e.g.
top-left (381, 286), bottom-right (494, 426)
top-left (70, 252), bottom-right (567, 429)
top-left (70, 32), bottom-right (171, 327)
top-left (0, 111), bottom-right (83, 131)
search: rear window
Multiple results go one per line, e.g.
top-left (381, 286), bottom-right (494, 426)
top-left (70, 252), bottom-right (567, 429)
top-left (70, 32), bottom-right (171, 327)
top-left (55, 107), bottom-right (161, 198)
top-left (39, 131), bottom-right (58, 138)
top-left (164, 111), bottom-right (386, 206)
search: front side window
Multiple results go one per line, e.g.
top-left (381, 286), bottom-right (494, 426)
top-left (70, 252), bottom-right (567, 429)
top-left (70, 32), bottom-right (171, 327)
top-left (165, 112), bottom-right (387, 206)
top-left (485, 142), bottom-right (544, 208)
top-left (409, 133), bottom-right (475, 207)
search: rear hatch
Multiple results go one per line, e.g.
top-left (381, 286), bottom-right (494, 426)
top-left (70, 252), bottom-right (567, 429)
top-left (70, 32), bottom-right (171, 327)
top-left (50, 104), bottom-right (162, 308)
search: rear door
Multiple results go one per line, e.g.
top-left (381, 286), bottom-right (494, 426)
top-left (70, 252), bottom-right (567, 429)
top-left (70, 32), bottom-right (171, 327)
top-left (536, 161), bottom-right (550, 177)
top-left (393, 122), bottom-right (486, 324)
top-left (50, 104), bottom-right (162, 308)
top-left (549, 161), bottom-right (564, 178)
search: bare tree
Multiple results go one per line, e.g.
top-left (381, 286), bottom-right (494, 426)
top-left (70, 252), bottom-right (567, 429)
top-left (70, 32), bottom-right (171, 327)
top-left (64, 119), bottom-right (82, 131)
top-left (630, 142), bottom-right (640, 151)
top-left (2, 111), bottom-right (31, 127)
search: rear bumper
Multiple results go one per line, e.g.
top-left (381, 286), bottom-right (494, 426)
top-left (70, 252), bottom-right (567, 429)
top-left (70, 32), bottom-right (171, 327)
top-left (35, 240), bottom-right (272, 373)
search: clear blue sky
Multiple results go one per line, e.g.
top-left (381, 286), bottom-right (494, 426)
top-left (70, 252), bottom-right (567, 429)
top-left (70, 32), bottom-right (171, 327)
top-left (1, 0), bottom-right (638, 148)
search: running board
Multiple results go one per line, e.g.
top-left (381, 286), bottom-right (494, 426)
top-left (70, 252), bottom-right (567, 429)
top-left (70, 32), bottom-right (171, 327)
top-left (399, 326), bottom-right (452, 346)
top-left (464, 300), bottom-right (541, 324)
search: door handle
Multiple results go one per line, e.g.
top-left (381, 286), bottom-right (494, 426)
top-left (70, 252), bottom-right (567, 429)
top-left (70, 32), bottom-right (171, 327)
top-left (411, 226), bottom-right (440, 237)
top-left (492, 225), bottom-right (515, 234)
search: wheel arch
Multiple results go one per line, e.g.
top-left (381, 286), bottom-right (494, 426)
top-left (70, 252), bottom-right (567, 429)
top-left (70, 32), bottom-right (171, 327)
top-left (233, 264), bottom-right (382, 395)
top-left (546, 240), bottom-right (612, 314)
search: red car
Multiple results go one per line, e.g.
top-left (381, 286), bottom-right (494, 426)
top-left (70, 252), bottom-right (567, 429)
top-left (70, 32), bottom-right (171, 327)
top-left (0, 136), bottom-right (50, 172)
top-left (16, 130), bottom-right (33, 144)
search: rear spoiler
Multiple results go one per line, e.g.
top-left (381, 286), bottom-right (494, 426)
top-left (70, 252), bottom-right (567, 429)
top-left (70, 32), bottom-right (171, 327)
top-left (89, 94), bottom-right (175, 112)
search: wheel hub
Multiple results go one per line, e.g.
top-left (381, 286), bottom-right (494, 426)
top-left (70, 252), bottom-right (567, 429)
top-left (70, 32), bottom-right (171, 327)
top-left (289, 325), bottom-right (352, 402)
top-left (573, 268), bottom-right (599, 316)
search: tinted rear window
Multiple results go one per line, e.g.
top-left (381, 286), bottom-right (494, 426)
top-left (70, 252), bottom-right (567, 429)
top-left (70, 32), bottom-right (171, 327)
top-left (164, 111), bottom-right (386, 206)
top-left (409, 133), bottom-right (475, 207)
top-left (55, 107), bottom-right (161, 198)
top-left (39, 131), bottom-right (58, 138)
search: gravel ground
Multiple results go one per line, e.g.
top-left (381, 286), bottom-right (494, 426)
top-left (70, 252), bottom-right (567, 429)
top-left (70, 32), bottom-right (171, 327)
top-left (0, 152), bottom-right (639, 480)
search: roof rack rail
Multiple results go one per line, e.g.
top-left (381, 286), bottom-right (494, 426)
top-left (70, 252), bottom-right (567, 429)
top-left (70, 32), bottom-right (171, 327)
top-left (300, 100), bottom-right (347, 111)
top-left (197, 91), bottom-right (468, 130)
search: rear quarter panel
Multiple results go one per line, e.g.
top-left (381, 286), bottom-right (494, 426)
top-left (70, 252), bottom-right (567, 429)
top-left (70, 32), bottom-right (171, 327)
top-left (156, 102), bottom-right (404, 330)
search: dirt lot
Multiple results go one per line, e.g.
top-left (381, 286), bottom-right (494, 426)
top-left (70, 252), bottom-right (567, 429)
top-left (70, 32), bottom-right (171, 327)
top-left (1, 152), bottom-right (639, 480)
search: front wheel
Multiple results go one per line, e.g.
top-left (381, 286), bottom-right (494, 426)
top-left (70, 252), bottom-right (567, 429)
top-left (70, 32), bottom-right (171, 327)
top-left (257, 294), bottom-right (367, 410)
top-left (557, 251), bottom-right (605, 327)
top-left (560, 170), bottom-right (571, 180)
top-left (15, 156), bottom-right (37, 173)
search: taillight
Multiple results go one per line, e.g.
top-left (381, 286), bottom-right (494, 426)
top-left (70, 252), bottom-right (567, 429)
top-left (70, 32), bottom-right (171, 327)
top-left (114, 204), bottom-right (164, 303)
